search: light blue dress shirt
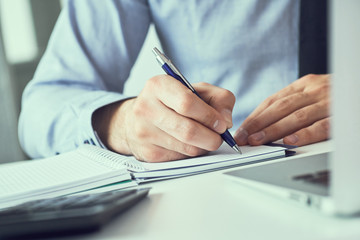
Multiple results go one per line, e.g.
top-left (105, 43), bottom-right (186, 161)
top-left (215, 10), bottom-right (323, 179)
top-left (19, 0), bottom-right (299, 158)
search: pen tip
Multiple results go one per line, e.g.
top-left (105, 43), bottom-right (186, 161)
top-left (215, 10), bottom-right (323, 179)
top-left (233, 145), bottom-right (242, 154)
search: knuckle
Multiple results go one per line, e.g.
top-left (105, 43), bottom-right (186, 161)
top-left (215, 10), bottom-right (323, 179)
top-left (302, 74), bottom-right (317, 83)
top-left (302, 74), bottom-right (331, 93)
top-left (132, 102), bottom-right (146, 118)
top-left (288, 85), bottom-right (297, 93)
top-left (142, 148), bottom-right (163, 162)
top-left (179, 122), bottom-right (198, 142)
top-left (264, 125), bottom-right (280, 139)
top-left (146, 76), bottom-right (162, 89)
top-left (145, 74), bottom-right (169, 89)
top-left (317, 119), bottom-right (331, 136)
top-left (299, 91), bottom-right (310, 100)
top-left (196, 82), bottom-right (210, 87)
top-left (270, 125), bottom-right (281, 135)
top-left (264, 95), bottom-right (277, 107)
top-left (319, 85), bottom-right (331, 98)
top-left (225, 92), bottom-right (236, 106)
top-left (300, 128), bottom-right (313, 139)
top-left (306, 73), bottom-right (317, 79)
top-left (133, 125), bottom-right (147, 139)
top-left (202, 111), bottom-right (218, 128)
top-left (294, 109), bottom-right (309, 123)
top-left (177, 92), bottom-right (195, 114)
top-left (132, 152), bottom-right (144, 161)
top-left (183, 145), bottom-right (202, 157)
top-left (219, 88), bottom-right (236, 101)
top-left (208, 137), bottom-right (223, 151)
top-left (321, 81), bottom-right (331, 91)
top-left (144, 75), bottom-right (172, 92)
top-left (320, 99), bottom-right (331, 113)
top-left (276, 98), bottom-right (292, 112)
top-left (247, 119), bottom-right (262, 132)
top-left (309, 83), bottom-right (331, 97)
top-left (315, 100), bottom-right (329, 114)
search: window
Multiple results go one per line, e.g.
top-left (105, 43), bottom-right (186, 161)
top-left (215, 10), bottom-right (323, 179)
top-left (0, 0), bottom-right (38, 64)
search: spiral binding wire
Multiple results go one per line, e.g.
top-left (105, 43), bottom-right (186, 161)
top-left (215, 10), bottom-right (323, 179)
top-left (78, 145), bottom-right (145, 171)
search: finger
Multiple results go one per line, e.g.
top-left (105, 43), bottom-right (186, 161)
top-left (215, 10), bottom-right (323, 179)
top-left (129, 119), bottom-right (208, 160)
top-left (237, 92), bottom-right (316, 141)
top-left (242, 81), bottom-right (304, 125)
top-left (154, 130), bottom-right (208, 157)
top-left (135, 144), bottom-right (189, 162)
top-left (152, 101), bottom-right (223, 151)
top-left (154, 78), bottom-right (229, 134)
top-left (283, 118), bottom-right (330, 146)
top-left (193, 82), bottom-right (236, 127)
top-left (243, 74), bottom-right (329, 125)
top-left (247, 100), bottom-right (329, 145)
top-left (127, 109), bottom-right (208, 162)
top-left (155, 134), bottom-right (208, 159)
top-left (235, 86), bottom-right (304, 145)
top-left (138, 122), bottom-right (209, 158)
top-left (235, 92), bottom-right (314, 145)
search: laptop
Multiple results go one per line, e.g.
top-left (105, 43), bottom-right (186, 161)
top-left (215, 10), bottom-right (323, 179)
top-left (224, 1), bottom-right (360, 217)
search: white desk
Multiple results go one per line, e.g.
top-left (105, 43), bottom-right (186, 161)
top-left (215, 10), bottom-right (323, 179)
top-left (65, 141), bottom-right (360, 240)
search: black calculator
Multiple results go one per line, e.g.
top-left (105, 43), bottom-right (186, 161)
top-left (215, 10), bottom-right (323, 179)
top-left (0, 188), bottom-right (150, 239)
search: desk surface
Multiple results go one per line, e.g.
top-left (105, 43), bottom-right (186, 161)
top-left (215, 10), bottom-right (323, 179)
top-left (64, 141), bottom-right (360, 240)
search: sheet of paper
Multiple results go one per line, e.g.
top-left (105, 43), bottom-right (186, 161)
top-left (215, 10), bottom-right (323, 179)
top-left (137, 144), bottom-right (286, 171)
top-left (0, 150), bottom-right (128, 201)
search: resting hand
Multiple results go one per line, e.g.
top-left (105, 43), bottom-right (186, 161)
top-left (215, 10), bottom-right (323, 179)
top-left (234, 74), bottom-right (331, 146)
top-left (93, 75), bottom-right (235, 162)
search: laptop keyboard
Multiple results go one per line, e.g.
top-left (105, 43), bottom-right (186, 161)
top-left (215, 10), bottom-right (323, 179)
top-left (293, 170), bottom-right (330, 187)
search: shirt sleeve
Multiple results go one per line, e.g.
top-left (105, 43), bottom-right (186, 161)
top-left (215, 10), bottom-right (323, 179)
top-left (18, 0), bottom-right (151, 158)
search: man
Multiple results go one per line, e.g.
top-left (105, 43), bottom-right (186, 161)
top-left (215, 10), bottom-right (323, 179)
top-left (19, 0), bottom-right (330, 162)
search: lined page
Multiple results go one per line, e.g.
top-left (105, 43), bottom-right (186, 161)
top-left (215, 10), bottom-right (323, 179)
top-left (77, 144), bottom-right (286, 174)
top-left (0, 149), bottom-right (128, 199)
top-left (135, 144), bottom-right (286, 171)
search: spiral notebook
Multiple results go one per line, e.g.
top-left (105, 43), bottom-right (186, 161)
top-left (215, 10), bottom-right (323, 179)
top-left (79, 143), bottom-right (288, 182)
top-left (0, 143), bottom-right (287, 207)
top-left (0, 148), bottom-right (136, 208)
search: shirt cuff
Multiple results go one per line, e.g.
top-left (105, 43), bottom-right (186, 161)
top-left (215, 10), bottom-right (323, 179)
top-left (75, 90), bottom-right (134, 150)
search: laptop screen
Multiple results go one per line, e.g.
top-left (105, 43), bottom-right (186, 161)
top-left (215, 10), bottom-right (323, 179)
top-left (330, 0), bottom-right (360, 215)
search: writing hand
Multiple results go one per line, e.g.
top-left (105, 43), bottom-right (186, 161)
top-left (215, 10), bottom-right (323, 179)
top-left (93, 75), bottom-right (235, 162)
top-left (235, 74), bottom-right (331, 146)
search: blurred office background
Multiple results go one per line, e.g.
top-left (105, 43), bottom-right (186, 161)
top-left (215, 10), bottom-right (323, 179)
top-left (0, 0), bottom-right (160, 163)
top-left (0, 0), bottom-right (61, 163)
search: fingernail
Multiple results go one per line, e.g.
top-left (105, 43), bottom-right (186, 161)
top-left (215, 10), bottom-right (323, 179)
top-left (284, 134), bottom-right (299, 144)
top-left (221, 109), bottom-right (233, 126)
top-left (249, 131), bottom-right (265, 142)
top-left (213, 120), bottom-right (226, 133)
top-left (234, 127), bottom-right (248, 144)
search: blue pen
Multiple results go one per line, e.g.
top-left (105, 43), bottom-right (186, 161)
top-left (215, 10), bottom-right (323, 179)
top-left (152, 47), bottom-right (242, 154)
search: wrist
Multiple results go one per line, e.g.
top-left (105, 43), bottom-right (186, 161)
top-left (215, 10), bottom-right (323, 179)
top-left (92, 99), bottom-right (134, 154)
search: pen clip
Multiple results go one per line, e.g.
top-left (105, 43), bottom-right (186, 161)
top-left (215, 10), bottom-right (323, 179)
top-left (152, 47), bottom-right (196, 92)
